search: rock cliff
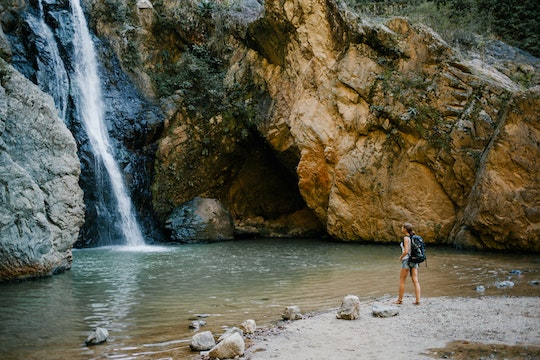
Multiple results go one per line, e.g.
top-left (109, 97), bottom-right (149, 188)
top-left (225, 0), bottom-right (539, 249)
top-left (0, 58), bottom-right (85, 280)
top-left (151, 0), bottom-right (539, 250)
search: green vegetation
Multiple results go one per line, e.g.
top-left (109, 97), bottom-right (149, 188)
top-left (342, 0), bottom-right (539, 57)
top-left (155, 44), bottom-right (225, 115)
top-left (149, 0), bottom-right (266, 144)
top-left (151, 40), bottom-right (265, 147)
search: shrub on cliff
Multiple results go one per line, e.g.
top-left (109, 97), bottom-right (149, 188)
top-left (344, 0), bottom-right (539, 57)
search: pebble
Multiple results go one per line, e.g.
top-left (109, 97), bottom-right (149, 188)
top-left (495, 280), bottom-right (514, 288)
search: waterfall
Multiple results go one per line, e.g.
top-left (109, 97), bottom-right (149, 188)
top-left (28, 0), bottom-right (69, 121)
top-left (69, 0), bottom-right (145, 247)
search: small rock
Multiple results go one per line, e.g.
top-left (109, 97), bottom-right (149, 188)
top-left (85, 327), bottom-right (109, 346)
top-left (372, 304), bottom-right (399, 317)
top-left (336, 295), bottom-right (360, 320)
top-left (495, 280), bottom-right (514, 288)
top-left (190, 331), bottom-right (216, 351)
top-left (529, 280), bottom-right (540, 285)
top-left (136, 0), bottom-right (153, 10)
top-left (475, 285), bottom-right (486, 292)
top-left (509, 269), bottom-right (522, 275)
top-left (189, 320), bottom-right (207, 330)
top-left (282, 306), bottom-right (303, 320)
top-left (239, 319), bottom-right (256, 334)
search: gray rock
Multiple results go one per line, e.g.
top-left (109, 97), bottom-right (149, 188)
top-left (336, 295), bottom-right (360, 320)
top-left (282, 305), bottom-right (303, 320)
top-left (85, 327), bottom-right (109, 346)
top-left (165, 197), bottom-right (234, 243)
top-left (495, 280), bottom-right (515, 288)
top-left (0, 58), bottom-right (84, 281)
top-left (372, 304), bottom-right (399, 317)
top-left (189, 320), bottom-right (206, 330)
top-left (208, 332), bottom-right (245, 359)
top-left (475, 285), bottom-right (486, 292)
top-left (190, 330), bottom-right (215, 351)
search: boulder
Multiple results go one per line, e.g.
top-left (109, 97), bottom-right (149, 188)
top-left (165, 197), bottom-right (234, 243)
top-left (190, 331), bottom-right (215, 351)
top-left (85, 327), bottom-right (109, 346)
top-left (372, 304), bottom-right (399, 318)
top-left (336, 295), bottom-right (360, 320)
top-left (208, 332), bottom-right (245, 359)
top-left (0, 58), bottom-right (84, 281)
top-left (282, 306), bottom-right (303, 320)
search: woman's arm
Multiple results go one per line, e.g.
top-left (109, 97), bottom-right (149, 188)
top-left (399, 236), bottom-right (410, 260)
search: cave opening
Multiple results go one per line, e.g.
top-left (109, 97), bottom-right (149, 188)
top-left (224, 135), bottom-right (325, 239)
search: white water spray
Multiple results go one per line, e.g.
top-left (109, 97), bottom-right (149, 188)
top-left (31, 0), bottom-right (69, 120)
top-left (70, 0), bottom-right (145, 247)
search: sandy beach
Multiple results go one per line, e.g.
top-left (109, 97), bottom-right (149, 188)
top-left (242, 295), bottom-right (540, 360)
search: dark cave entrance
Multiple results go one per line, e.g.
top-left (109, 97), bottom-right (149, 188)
top-left (223, 137), bottom-right (324, 239)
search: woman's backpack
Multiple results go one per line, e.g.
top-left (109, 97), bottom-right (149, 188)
top-left (408, 234), bottom-right (426, 264)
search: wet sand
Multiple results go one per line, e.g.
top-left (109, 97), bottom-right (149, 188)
top-left (241, 295), bottom-right (540, 360)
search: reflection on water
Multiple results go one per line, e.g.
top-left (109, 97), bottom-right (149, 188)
top-left (0, 238), bottom-right (538, 359)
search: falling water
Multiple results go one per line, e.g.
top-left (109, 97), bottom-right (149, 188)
top-left (69, 0), bottom-right (145, 247)
top-left (28, 0), bottom-right (69, 120)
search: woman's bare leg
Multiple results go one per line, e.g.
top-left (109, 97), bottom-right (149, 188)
top-left (396, 268), bottom-right (408, 303)
top-left (411, 267), bottom-right (421, 304)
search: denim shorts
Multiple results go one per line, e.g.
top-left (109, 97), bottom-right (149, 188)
top-left (401, 259), bottom-right (419, 269)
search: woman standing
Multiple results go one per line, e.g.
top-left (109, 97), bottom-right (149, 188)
top-left (393, 222), bottom-right (421, 305)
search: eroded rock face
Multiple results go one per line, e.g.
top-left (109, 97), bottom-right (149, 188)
top-left (452, 88), bottom-right (540, 251)
top-left (0, 59), bottom-right (84, 281)
top-left (225, 0), bottom-right (539, 250)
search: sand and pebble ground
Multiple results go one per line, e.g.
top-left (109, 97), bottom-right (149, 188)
top-left (241, 295), bottom-right (540, 360)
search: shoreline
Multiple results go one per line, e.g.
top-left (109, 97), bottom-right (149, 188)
top-left (240, 295), bottom-right (540, 360)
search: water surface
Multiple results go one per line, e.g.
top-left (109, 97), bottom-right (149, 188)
top-left (1, 238), bottom-right (538, 359)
